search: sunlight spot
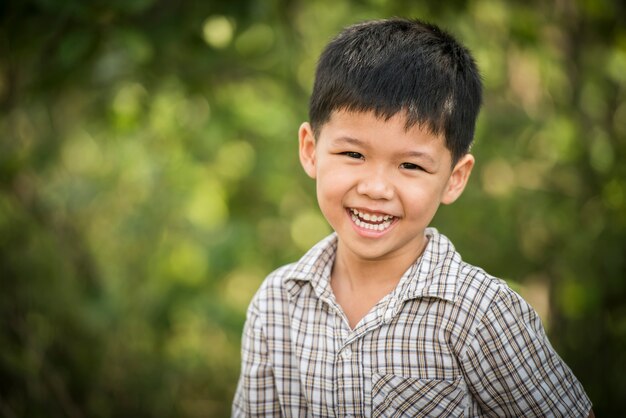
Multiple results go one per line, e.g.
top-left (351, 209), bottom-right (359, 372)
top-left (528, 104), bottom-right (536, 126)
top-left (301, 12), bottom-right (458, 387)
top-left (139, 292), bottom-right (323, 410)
top-left (186, 178), bottom-right (229, 230)
top-left (202, 16), bottom-right (235, 49)
top-left (515, 160), bottom-right (548, 191)
top-left (290, 210), bottom-right (331, 251)
top-left (112, 82), bottom-right (147, 129)
top-left (214, 140), bottom-right (256, 181)
top-left (606, 47), bottom-right (626, 84)
top-left (481, 158), bottom-right (516, 197)
top-left (508, 48), bottom-right (542, 115)
top-left (61, 130), bottom-right (103, 174)
top-left (221, 269), bottom-right (263, 310)
top-left (167, 240), bottom-right (208, 285)
top-left (519, 218), bottom-right (551, 261)
top-left (520, 275), bottom-right (551, 330)
top-left (558, 281), bottom-right (589, 319)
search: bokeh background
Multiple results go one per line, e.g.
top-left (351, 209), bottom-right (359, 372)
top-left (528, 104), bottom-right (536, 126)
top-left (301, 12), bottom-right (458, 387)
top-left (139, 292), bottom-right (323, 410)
top-left (1, 0), bottom-right (625, 416)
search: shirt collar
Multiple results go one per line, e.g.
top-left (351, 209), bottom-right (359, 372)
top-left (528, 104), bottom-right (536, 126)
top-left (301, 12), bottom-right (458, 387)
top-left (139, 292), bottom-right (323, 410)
top-left (394, 228), bottom-right (460, 303)
top-left (283, 228), bottom-right (460, 303)
top-left (282, 233), bottom-right (338, 301)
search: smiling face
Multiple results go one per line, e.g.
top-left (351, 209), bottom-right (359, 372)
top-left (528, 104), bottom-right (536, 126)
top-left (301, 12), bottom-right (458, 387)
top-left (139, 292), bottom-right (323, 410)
top-left (299, 109), bottom-right (474, 266)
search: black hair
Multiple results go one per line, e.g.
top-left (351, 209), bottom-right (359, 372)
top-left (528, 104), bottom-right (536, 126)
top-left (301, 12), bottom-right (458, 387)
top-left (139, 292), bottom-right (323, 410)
top-left (309, 18), bottom-right (483, 164)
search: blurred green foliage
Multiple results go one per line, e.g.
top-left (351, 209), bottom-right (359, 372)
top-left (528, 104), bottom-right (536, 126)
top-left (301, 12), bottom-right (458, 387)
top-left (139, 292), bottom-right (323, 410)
top-left (1, 0), bottom-right (625, 416)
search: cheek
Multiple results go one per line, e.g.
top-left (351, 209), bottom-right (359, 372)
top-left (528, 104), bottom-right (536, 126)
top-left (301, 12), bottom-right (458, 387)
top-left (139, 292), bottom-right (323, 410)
top-left (316, 173), bottom-right (346, 202)
top-left (401, 184), bottom-right (443, 217)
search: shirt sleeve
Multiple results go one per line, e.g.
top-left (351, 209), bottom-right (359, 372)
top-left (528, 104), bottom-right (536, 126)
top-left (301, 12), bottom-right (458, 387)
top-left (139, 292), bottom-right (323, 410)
top-left (232, 303), bottom-right (281, 417)
top-left (461, 287), bottom-right (592, 417)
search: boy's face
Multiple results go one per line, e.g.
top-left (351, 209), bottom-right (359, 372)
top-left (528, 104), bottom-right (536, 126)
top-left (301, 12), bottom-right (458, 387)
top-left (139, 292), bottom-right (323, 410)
top-left (299, 109), bottom-right (474, 264)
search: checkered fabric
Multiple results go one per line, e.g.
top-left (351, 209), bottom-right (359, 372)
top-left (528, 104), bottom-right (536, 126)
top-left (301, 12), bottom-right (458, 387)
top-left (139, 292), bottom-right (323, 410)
top-left (232, 228), bottom-right (592, 417)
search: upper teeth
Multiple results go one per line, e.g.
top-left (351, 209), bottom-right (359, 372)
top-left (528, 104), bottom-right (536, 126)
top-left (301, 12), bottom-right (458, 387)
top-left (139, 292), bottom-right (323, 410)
top-left (350, 208), bottom-right (394, 223)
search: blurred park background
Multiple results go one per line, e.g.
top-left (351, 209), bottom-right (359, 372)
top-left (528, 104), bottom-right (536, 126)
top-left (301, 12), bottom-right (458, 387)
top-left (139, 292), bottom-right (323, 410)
top-left (1, 0), bottom-right (625, 416)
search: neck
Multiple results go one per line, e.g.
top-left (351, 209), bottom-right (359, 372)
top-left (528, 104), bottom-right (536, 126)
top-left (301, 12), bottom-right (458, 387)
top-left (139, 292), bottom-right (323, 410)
top-left (332, 236), bottom-right (427, 292)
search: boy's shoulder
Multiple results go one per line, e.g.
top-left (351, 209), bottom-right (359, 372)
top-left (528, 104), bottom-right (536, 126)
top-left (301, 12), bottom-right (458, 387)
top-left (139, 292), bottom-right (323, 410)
top-left (248, 233), bottom-right (338, 313)
top-left (453, 255), bottom-right (531, 327)
top-left (408, 228), bottom-right (529, 322)
top-left (408, 230), bottom-right (544, 356)
top-left (405, 228), bottom-right (508, 298)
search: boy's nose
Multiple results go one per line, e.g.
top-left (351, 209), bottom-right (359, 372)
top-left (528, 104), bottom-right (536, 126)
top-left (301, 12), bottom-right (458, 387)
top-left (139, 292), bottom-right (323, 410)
top-left (356, 171), bottom-right (394, 200)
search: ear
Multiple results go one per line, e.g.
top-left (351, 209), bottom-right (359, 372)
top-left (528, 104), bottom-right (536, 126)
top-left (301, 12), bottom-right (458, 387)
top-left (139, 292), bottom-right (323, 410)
top-left (299, 122), bottom-right (317, 179)
top-left (441, 154), bottom-right (475, 205)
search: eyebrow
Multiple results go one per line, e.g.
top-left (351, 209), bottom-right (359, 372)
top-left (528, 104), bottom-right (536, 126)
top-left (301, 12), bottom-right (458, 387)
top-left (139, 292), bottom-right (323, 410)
top-left (333, 136), bottom-right (436, 165)
top-left (399, 151), bottom-right (437, 165)
top-left (331, 136), bottom-right (364, 147)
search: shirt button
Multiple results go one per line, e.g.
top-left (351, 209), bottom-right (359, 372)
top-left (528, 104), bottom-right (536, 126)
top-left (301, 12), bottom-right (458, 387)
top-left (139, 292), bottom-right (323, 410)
top-left (341, 348), bottom-right (352, 359)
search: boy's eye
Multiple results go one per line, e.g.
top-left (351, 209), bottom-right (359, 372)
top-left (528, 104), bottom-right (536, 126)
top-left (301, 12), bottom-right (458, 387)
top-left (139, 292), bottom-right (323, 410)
top-left (341, 151), bottom-right (364, 159)
top-left (400, 162), bottom-right (423, 171)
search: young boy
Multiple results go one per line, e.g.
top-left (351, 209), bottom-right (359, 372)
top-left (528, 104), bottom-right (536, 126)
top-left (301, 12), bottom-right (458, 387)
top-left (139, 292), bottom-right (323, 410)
top-left (233, 18), bottom-right (593, 417)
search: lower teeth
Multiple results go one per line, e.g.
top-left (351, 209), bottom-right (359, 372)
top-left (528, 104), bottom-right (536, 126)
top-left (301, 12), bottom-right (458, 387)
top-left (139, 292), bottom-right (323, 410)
top-left (352, 215), bottom-right (392, 231)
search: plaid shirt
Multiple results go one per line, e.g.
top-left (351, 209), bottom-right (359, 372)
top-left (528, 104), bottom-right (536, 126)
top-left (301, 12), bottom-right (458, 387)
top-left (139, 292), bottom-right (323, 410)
top-left (233, 228), bottom-right (591, 417)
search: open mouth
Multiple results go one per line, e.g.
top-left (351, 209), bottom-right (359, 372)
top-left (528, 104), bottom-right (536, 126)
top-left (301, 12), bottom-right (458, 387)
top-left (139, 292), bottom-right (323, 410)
top-left (349, 208), bottom-right (396, 232)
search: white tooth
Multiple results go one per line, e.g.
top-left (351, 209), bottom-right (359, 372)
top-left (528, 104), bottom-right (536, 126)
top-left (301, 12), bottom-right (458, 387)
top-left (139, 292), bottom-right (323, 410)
top-left (353, 212), bottom-right (396, 231)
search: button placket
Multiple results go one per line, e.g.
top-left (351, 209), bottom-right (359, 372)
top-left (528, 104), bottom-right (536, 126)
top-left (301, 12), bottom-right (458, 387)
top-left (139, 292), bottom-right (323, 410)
top-left (341, 347), bottom-right (352, 360)
top-left (336, 340), bottom-right (360, 416)
top-left (383, 297), bottom-right (398, 323)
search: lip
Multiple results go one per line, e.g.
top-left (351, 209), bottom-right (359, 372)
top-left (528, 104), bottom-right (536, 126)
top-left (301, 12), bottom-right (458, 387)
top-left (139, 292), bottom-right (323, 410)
top-left (346, 207), bottom-right (399, 237)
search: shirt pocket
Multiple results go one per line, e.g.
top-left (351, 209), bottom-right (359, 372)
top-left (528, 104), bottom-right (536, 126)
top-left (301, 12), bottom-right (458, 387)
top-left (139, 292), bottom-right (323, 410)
top-left (371, 373), bottom-right (466, 418)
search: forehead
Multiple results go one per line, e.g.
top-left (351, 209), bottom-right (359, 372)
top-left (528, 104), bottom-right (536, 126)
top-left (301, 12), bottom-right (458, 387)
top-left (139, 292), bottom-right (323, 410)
top-left (319, 109), bottom-right (445, 147)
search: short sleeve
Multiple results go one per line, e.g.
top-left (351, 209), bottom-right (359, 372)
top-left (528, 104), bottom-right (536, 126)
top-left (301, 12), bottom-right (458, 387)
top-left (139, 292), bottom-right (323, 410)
top-left (232, 303), bottom-right (281, 417)
top-left (461, 288), bottom-right (592, 417)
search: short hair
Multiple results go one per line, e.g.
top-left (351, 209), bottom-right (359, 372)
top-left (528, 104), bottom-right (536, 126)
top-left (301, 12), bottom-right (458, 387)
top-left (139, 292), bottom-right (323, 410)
top-left (309, 18), bottom-right (483, 164)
